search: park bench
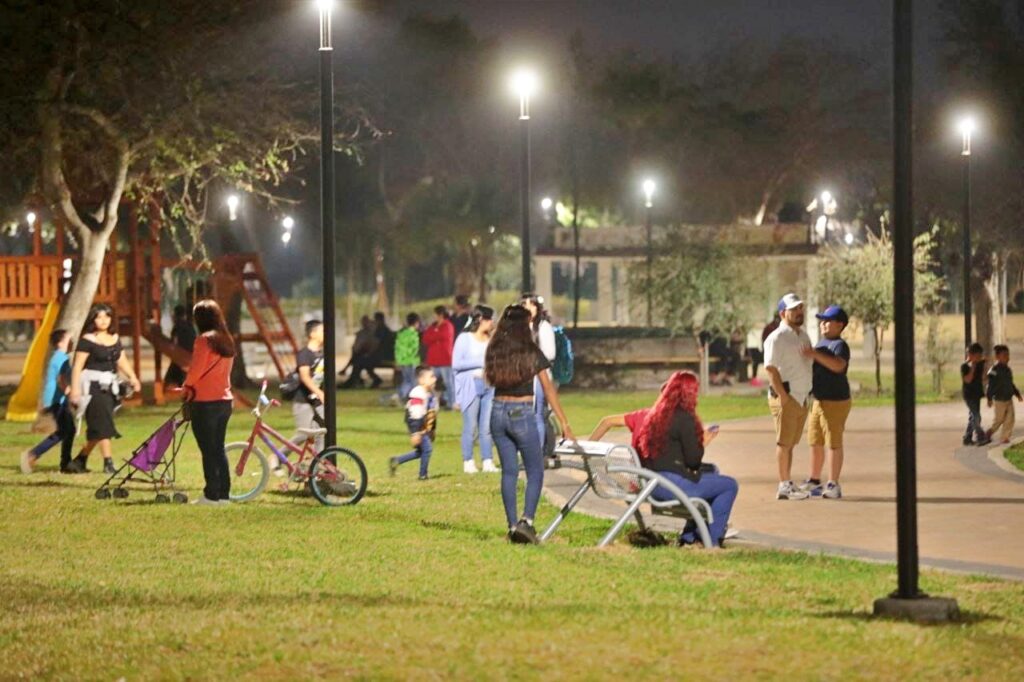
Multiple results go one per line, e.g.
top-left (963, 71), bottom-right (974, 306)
top-left (540, 440), bottom-right (714, 547)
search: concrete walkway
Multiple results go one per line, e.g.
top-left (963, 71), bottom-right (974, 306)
top-left (543, 402), bottom-right (1024, 581)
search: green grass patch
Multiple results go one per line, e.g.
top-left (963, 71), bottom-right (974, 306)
top-left (1, 391), bottom-right (1021, 679)
top-left (1005, 442), bottom-right (1024, 472)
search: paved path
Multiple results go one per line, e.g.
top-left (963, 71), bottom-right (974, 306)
top-left (543, 402), bottom-right (1024, 580)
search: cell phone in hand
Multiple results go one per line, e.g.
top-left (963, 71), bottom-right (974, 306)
top-left (708, 424), bottom-right (720, 433)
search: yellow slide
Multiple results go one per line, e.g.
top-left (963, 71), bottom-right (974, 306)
top-left (5, 301), bottom-right (60, 422)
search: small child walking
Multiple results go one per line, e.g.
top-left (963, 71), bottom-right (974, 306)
top-left (389, 366), bottom-right (438, 480)
top-left (21, 330), bottom-right (76, 473)
top-left (961, 343), bottom-right (990, 447)
top-left (986, 344), bottom-right (1022, 445)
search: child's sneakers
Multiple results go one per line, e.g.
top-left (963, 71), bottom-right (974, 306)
top-left (463, 460), bottom-right (479, 474)
top-left (20, 449), bottom-right (36, 475)
top-left (777, 481), bottom-right (810, 500)
top-left (481, 459), bottom-right (499, 473)
top-left (509, 519), bottom-right (540, 545)
top-left (822, 481), bottom-right (842, 499)
top-left (798, 479), bottom-right (824, 497)
top-left (388, 457), bottom-right (399, 477)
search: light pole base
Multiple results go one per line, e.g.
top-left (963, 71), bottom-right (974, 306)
top-left (872, 595), bottom-right (960, 623)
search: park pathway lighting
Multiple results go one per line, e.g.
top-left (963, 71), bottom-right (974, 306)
top-left (26, 211), bottom-right (37, 230)
top-left (315, 0), bottom-right (338, 447)
top-left (282, 216), bottom-right (295, 231)
top-left (957, 115), bottom-right (976, 347)
top-left (226, 194), bottom-right (240, 221)
top-left (510, 67), bottom-right (538, 292)
top-left (642, 178), bottom-right (656, 327)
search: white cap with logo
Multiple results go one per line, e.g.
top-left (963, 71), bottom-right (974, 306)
top-left (777, 293), bottom-right (804, 312)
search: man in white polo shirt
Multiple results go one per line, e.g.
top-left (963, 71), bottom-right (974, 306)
top-left (763, 293), bottom-right (814, 500)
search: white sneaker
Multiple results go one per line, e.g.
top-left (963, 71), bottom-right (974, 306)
top-left (777, 481), bottom-right (810, 500)
top-left (20, 449), bottom-right (36, 475)
top-left (463, 460), bottom-right (479, 474)
top-left (724, 526), bottom-right (740, 540)
top-left (822, 481), bottom-right (843, 499)
top-left (481, 459), bottom-right (499, 473)
top-left (192, 496), bottom-right (221, 506)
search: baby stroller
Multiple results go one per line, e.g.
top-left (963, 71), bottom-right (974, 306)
top-left (95, 406), bottom-right (190, 503)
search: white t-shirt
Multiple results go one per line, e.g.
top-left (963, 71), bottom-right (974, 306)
top-left (763, 321), bottom-right (813, 404)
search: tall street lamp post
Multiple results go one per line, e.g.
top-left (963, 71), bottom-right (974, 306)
top-left (317, 0), bottom-right (337, 447)
top-left (511, 68), bottom-right (537, 293)
top-left (642, 179), bottom-right (656, 327)
top-left (958, 116), bottom-right (975, 347)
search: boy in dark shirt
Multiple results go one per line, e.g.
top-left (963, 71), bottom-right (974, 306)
top-left (388, 367), bottom-right (438, 480)
top-left (800, 305), bottom-right (852, 499)
top-left (986, 344), bottom-right (1022, 444)
top-left (292, 319), bottom-right (326, 456)
top-left (21, 330), bottom-right (75, 473)
top-left (961, 343), bottom-right (990, 446)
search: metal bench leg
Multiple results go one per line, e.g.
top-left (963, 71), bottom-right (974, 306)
top-left (598, 479), bottom-right (659, 547)
top-left (540, 479), bottom-right (592, 543)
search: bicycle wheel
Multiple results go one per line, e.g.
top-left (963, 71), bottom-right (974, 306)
top-left (308, 446), bottom-right (367, 506)
top-left (225, 441), bottom-right (270, 502)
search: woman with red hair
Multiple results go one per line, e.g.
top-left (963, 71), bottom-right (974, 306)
top-left (590, 371), bottom-right (738, 547)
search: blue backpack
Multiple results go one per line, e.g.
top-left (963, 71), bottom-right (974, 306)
top-left (551, 326), bottom-right (574, 385)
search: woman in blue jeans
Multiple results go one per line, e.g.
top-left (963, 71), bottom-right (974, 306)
top-left (452, 305), bottom-right (497, 474)
top-left (635, 370), bottom-right (739, 547)
top-left (485, 305), bottom-right (576, 544)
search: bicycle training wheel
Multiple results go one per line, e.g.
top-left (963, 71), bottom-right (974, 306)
top-left (225, 441), bottom-right (270, 502)
top-left (308, 446), bottom-right (368, 506)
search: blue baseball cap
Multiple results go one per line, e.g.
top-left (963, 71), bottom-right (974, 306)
top-left (816, 305), bottom-right (849, 324)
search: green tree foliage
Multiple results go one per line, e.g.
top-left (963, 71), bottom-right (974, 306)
top-left (818, 230), bottom-right (946, 393)
top-left (630, 229), bottom-right (760, 337)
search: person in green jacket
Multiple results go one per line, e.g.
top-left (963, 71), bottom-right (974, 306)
top-left (395, 312), bottom-right (422, 401)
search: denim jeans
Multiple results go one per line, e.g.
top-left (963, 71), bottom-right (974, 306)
top-left (432, 366), bottom-right (454, 408)
top-left (963, 396), bottom-right (986, 443)
top-left (395, 433), bottom-right (433, 478)
top-left (652, 471), bottom-right (739, 547)
top-left (491, 399), bottom-right (544, 528)
top-left (30, 403), bottom-right (76, 469)
top-left (398, 365), bottom-right (417, 402)
top-left (191, 400), bottom-right (233, 501)
top-left (533, 377), bottom-right (547, 450)
top-left (461, 382), bottom-right (494, 462)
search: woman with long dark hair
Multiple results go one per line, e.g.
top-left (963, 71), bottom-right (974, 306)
top-left (485, 304), bottom-right (575, 544)
top-left (520, 293), bottom-right (557, 450)
top-left (182, 300), bottom-right (236, 505)
top-left (68, 304), bottom-right (142, 474)
top-left (633, 371), bottom-right (738, 547)
top-left (452, 305), bottom-right (497, 473)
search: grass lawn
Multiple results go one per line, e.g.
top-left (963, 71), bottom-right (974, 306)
top-left (1, 389), bottom-right (1023, 680)
top-left (1005, 442), bottom-right (1024, 473)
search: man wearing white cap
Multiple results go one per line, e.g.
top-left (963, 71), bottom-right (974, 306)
top-left (763, 293), bottom-right (814, 500)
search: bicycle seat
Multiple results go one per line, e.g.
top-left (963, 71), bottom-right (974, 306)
top-left (296, 427), bottom-right (327, 438)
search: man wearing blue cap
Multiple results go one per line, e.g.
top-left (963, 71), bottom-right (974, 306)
top-left (763, 293), bottom-right (814, 500)
top-left (799, 305), bottom-right (852, 499)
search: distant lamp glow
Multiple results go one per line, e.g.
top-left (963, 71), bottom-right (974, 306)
top-left (316, 0), bottom-right (333, 50)
top-left (226, 194), bottom-right (240, 221)
top-left (26, 211), bottom-right (37, 227)
top-left (957, 116), bottom-right (976, 156)
top-left (642, 179), bottom-right (656, 208)
top-left (282, 216), bottom-right (295, 230)
top-left (510, 68), bottom-right (539, 119)
top-left (540, 197), bottom-right (553, 212)
top-left (281, 231), bottom-right (292, 245)
top-left (844, 232), bottom-right (854, 245)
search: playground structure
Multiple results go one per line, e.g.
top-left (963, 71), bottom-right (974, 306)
top-left (2, 201), bottom-right (298, 411)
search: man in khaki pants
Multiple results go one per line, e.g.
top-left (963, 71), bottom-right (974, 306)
top-left (986, 345), bottom-right (1022, 444)
top-left (763, 293), bottom-right (813, 500)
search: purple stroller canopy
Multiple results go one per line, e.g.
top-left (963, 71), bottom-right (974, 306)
top-left (129, 418), bottom-right (180, 473)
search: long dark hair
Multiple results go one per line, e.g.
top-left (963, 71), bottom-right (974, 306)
top-left (520, 292), bottom-right (550, 333)
top-left (467, 304), bottom-right (494, 333)
top-left (83, 304), bottom-right (115, 335)
top-left (485, 305), bottom-right (541, 388)
top-left (192, 299), bottom-right (235, 357)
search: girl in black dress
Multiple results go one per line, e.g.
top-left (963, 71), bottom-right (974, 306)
top-left (68, 304), bottom-right (142, 474)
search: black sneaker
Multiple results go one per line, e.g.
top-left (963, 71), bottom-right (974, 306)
top-left (510, 519), bottom-right (540, 545)
top-left (61, 462), bottom-right (85, 475)
top-left (962, 438), bottom-right (974, 446)
top-left (103, 459), bottom-right (116, 475)
top-left (72, 454), bottom-right (91, 473)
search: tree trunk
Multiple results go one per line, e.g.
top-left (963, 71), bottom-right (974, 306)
top-left (873, 326), bottom-right (883, 395)
top-left (56, 231), bottom-right (112, 337)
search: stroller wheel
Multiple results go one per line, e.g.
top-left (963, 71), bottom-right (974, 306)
top-left (95, 488), bottom-right (111, 500)
top-left (113, 488), bottom-right (129, 499)
top-left (172, 492), bottom-right (188, 504)
top-left (155, 493), bottom-right (170, 504)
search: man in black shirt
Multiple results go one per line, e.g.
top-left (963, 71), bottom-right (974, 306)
top-left (986, 344), bottom-right (1022, 444)
top-left (800, 305), bottom-right (851, 499)
top-left (450, 294), bottom-right (472, 340)
top-left (961, 342), bottom-right (990, 446)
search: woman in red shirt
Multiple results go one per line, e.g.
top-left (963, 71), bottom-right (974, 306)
top-left (182, 300), bottom-right (235, 506)
top-left (421, 305), bottom-right (455, 408)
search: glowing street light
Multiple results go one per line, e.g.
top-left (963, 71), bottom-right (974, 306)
top-left (226, 194), bottom-right (240, 221)
top-left (540, 197), bottom-right (553, 212)
top-left (281, 231), bottom-right (292, 245)
top-left (642, 178), bottom-right (656, 208)
top-left (956, 114), bottom-right (978, 346)
top-left (26, 211), bottom-right (37, 228)
top-left (282, 216), bottom-right (295, 231)
top-left (510, 66), bottom-right (539, 291)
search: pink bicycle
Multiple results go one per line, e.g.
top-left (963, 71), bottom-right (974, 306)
top-left (226, 381), bottom-right (367, 506)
